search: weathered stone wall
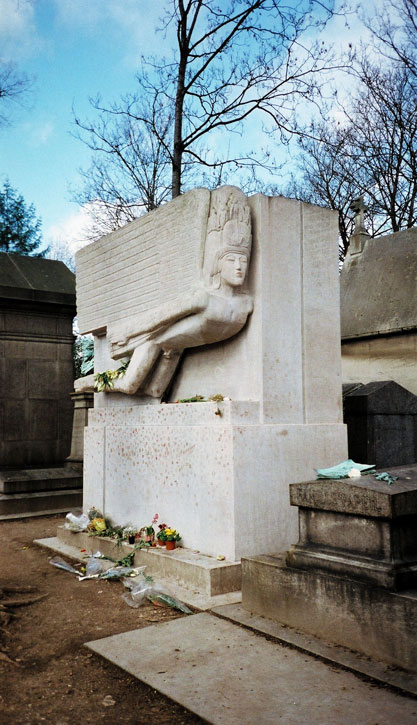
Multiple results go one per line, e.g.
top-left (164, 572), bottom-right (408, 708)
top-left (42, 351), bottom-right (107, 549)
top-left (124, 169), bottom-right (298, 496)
top-left (340, 226), bottom-right (417, 395)
top-left (342, 332), bottom-right (417, 396)
top-left (0, 254), bottom-right (76, 467)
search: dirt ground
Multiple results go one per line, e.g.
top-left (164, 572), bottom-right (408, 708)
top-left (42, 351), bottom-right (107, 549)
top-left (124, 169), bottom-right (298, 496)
top-left (0, 514), bottom-right (206, 724)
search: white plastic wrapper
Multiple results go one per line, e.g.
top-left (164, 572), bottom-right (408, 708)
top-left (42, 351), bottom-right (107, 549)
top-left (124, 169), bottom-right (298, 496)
top-left (64, 512), bottom-right (89, 532)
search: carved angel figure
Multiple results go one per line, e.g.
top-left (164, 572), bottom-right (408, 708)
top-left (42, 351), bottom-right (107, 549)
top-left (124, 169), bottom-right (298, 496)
top-left (75, 186), bottom-right (253, 397)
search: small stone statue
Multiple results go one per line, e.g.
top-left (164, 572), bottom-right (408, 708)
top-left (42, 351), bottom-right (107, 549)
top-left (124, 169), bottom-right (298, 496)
top-left (349, 195), bottom-right (368, 236)
top-left (75, 186), bottom-right (254, 397)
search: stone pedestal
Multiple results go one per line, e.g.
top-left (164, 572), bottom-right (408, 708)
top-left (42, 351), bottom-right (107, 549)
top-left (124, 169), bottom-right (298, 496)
top-left (84, 400), bottom-right (347, 561)
top-left (66, 391), bottom-right (94, 468)
top-left (287, 471), bottom-right (417, 589)
top-left (242, 466), bottom-right (417, 671)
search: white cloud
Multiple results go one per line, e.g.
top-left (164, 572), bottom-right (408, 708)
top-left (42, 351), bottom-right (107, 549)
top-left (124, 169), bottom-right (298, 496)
top-left (29, 119), bottom-right (54, 146)
top-left (52, 0), bottom-right (170, 67)
top-left (45, 204), bottom-right (92, 256)
top-left (0, 0), bottom-right (42, 61)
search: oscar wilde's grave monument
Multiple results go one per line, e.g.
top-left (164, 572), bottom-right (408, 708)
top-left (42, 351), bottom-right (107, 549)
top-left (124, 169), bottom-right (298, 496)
top-left (75, 186), bottom-right (347, 561)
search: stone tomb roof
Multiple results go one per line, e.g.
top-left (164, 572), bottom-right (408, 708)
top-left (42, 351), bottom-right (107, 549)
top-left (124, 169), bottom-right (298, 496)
top-left (342, 380), bottom-right (417, 415)
top-left (0, 252), bottom-right (75, 306)
top-left (340, 226), bottom-right (417, 339)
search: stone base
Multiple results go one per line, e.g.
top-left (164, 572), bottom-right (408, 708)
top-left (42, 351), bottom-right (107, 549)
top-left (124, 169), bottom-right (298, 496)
top-left (56, 526), bottom-right (241, 596)
top-left (0, 466), bottom-right (82, 519)
top-left (242, 553), bottom-right (417, 673)
top-left (36, 526), bottom-right (242, 609)
top-left (83, 400), bottom-right (347, 561)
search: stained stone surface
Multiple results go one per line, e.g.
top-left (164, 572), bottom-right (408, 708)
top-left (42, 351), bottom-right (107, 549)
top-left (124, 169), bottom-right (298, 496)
top-left (83, 401), bottom-right (347, 560)
top-left (85, 613), bottom-right (417, 724)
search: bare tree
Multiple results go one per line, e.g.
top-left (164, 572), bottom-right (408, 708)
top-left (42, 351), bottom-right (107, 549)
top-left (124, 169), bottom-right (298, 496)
top-left (74, 96), bottom-right (174, 223)
top-left (75, 0), bottom-right (343, 238)
top-left (365, 0), bottom-right (417, 77)
top-left (0, 61), bottom-right (32, 127)
top-left (285, 129), bottom-right (358, 260)
top-left (287, 57), bottom-right (417, 260)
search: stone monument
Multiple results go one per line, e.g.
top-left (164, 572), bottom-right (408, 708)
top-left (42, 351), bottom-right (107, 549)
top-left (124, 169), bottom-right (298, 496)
top-left (0, 253), bottom-right (82, 518)
top-left (75, 186), bottom-right (347, 561)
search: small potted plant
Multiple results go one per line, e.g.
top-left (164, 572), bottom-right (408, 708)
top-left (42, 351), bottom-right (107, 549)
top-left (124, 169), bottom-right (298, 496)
top-left (159, 527), bottom-right (181, 550)
top-left (156, 523), bottom-right (167, 545)
top-left (123, 526), bottom-right (138, 545)
top-left (137, 513), bottom-right (159, 546)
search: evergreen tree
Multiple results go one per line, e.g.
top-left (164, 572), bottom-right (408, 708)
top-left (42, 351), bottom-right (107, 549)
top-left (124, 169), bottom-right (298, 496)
top-left (0, 180), bottom-right (46, 256)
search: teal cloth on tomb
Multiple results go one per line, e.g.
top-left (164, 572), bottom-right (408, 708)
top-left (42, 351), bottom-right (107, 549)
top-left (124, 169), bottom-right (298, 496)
top-left (316, 459), bottom-right (375, 479)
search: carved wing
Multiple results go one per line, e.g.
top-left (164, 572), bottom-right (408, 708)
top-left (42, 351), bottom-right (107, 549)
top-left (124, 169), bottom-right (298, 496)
top-left (75, 189), bottom-right (210, 336)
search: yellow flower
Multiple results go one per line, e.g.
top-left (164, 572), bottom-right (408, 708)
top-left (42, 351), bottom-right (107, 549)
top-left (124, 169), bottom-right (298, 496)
top-left (93, 517), bottom-right (106, 532)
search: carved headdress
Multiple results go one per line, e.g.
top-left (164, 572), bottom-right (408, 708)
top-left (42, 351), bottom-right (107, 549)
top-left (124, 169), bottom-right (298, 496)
top-left (203, 186), bottom-right (252, 286)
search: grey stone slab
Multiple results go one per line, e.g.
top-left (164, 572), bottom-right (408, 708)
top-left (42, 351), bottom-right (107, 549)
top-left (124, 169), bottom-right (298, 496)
top-left (287, 466), bottom-right (417, 589)
top-left (343, 381), bottom-right (417, 467)
top-left (85, 613), bottom-right (417, 725)
top-left (56, 527), bottom-right (241, 597)
top-left (289, 468), bottom-right (417, 517)
top-left (0, 252), bottom-right (75, 305)
top-left (343, 380), bottom-right (417, 415)
top-left (0, 467), bottom-right (82, 493)
top-left (0, 488), bottom-right (82, 518)
top-left (212, 603), bottom-right (417, 697)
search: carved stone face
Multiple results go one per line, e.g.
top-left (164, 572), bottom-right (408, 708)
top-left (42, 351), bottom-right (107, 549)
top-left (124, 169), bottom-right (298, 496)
top-left (218, 252), bottom-right (248, 287)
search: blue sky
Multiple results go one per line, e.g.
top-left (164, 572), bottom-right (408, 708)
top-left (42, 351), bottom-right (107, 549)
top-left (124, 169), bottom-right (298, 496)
top-left (0, 0), bottom-right (167, 253)
top-left (0, 0), bottom-right (373, 257)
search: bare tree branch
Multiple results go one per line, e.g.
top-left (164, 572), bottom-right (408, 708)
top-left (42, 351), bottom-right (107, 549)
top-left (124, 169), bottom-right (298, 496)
top-left (0, 61), bottom-right (32, 127)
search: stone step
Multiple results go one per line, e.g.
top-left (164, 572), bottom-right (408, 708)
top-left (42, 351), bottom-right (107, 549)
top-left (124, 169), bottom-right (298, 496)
top-left (0, 489), bottom-right (82, 520)
top-left (0, 467), bottom-right (82, 494)
top-left (35, 526), bottom-right (242, 610)
top-left (56, 526), bottom-right (241, 597)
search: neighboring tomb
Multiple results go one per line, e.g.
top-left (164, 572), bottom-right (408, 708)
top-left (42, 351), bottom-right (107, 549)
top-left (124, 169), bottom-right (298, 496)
top-left (242, 467), bottom-right (417, 673)
top-left (341, 226), bottom-right (417, 396)
top-left (76, 187), bottom-right (347, 561)
top-left (0, 253), bottom-right (76, 466)
top-left (0, 253), bottom-right (82, 518)
top-left (343, 381), bottom-right (417, 467)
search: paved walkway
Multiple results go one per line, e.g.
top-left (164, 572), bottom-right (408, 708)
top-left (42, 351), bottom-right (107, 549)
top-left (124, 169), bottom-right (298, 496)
top-left (86, 612), bottom-right (417, 725)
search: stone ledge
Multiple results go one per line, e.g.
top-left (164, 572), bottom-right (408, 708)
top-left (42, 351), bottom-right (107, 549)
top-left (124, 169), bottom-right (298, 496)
top-left (241, 554), bottom-right (417, 673)
top-left (35, 534), bottom-right (241, 611)
top-left (0, 467), bottom-right (83, 494)
top-left (88, 399), bottom-right (261, 427)
top-left (55, 526), bottom-right (241, 597)
top-left (287, 544), bottom-right (417, 590)
top-left (290, 469), bottom-right (417, 518)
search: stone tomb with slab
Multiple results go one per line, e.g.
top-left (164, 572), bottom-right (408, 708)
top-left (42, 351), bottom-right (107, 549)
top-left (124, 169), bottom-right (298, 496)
top-left (242, 466), bottom-right (417, 672)
top-left (73, 186), bottom-right (347, 581)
